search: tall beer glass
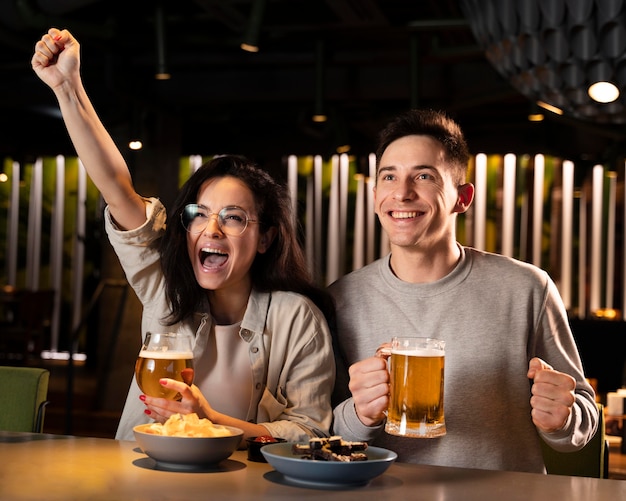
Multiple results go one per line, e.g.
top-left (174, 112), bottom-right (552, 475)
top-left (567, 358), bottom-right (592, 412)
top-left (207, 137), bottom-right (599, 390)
top-left (385, 336), bottom-right (446, 438)
top-left (135, 332), bottom-right (194, 399)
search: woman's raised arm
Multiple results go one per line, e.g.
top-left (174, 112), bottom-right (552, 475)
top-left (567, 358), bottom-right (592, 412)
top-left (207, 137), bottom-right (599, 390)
top-left (31, 27), bottom-right (146, 230)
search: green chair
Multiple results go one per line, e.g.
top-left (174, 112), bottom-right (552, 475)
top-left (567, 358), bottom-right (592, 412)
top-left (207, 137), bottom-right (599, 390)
top-left (0, 366), bottom-right (50, 433)
top-left (540, 403), bottom-right (608, 478)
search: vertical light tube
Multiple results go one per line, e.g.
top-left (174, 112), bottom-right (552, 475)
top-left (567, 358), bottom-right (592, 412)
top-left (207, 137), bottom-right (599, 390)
top-left (590, 164), bottom-right (604, 313)
top-left (519, 192), bottom-right (528, 262)
top-left (190, 154), bottom-right (203, 173)
top-left (606, 172), bottom-right (617, 309)
top-left (560, 160), bottom-right (574, 310)
top-left (339, 154), bottom-right (349, 277)
top-left (26, 158), bottom-right (43, 289)
top-left (71, 160), bottom-right (87, 352)
top-left (623, 162), bottom-right (626, 317)
top-left (366, 153), bottom-right (376, 264)
top-left (326, 155), bottom-right (340, 285)
top-left (287, 155), bottom-right (298, 225)
top-left (473, 154), bottom-right (487, 251)
top-left (532, 154), bottom-right (545, 267)
top-left (578, 190), bottom-right (587, 319)
top-left (314, 156), bottom-right (322, 278)
top-left (49, 156), bottom-right (66, 352)
top-left (305, 170), bottom-right (315, 277)
top-left (7, 161), bottom-right (20, 286)
top-left (502, 154), bottom-right (516, 257)
top-left (353, 174), bottom-right (365, 270)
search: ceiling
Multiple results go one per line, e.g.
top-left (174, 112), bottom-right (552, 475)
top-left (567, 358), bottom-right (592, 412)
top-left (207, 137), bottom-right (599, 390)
top-left (1, 0), bottom-right (626, 171)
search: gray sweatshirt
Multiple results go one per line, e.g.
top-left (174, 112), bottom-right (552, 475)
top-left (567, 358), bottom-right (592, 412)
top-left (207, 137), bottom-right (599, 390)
top-left (330, 246), bottom-right (597, 473)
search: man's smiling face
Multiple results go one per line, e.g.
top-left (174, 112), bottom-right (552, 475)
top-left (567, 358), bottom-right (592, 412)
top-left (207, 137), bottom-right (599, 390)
top-left (374, 135), bottom-right (463, 251)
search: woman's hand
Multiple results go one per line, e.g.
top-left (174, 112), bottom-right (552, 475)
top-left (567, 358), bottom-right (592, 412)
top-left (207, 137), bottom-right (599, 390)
top-left (141, 378), bottom-right (215, 423)
top-left (31, 28), bottom-right (80, 91)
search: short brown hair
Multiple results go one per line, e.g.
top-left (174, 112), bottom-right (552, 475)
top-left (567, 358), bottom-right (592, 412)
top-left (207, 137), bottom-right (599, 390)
top-left (376, 109), bottom-right (470, 185)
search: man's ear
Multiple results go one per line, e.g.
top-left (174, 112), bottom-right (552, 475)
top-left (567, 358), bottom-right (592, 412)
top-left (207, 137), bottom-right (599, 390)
top-left (257, 226), bottom-right (277, 254)
top-left (454, 183), bottom-right (474, 213)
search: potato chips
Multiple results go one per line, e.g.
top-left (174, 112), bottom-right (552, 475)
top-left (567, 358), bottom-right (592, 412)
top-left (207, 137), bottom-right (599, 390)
top-left (144, 413), bottom-right (233, 437)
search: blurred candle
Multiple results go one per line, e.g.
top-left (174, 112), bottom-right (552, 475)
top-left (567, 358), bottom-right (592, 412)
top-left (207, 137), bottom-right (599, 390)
top-left (532, 154), bottom-right (544, 267)
top-left (590, 164), bottom-right (603, 312)
top-left (474, 154), bottom-right (487, 250)
top-left (353, 174), bottom-right (365, 270)
top-left (560, 160), bottom-right (574, 310)
top-left (502, 154), bottom-right (516, 257)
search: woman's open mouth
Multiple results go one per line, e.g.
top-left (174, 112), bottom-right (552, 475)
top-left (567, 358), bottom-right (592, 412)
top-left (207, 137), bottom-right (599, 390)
top-left (200, 246), bottom-right (228, 269)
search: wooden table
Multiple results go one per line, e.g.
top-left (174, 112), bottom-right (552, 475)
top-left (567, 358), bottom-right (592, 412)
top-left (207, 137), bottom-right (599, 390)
top-left (0, 431), bottom-right (624, 501)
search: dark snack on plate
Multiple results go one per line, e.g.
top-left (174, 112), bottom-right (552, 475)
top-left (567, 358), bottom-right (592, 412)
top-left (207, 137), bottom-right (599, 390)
top-left (292, 436), bottom-right (368, 462)
top-left (247, 435), bottom-right (286, 462)
top-left (253, 435), bottom-right (279, 443)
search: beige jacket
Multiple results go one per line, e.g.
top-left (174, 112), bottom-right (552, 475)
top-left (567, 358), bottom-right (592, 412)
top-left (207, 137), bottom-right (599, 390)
top-left (106, 198), bottom-right (334, 441)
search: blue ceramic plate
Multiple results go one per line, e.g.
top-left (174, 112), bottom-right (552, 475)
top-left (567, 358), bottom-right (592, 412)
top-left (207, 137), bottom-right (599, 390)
top-left (261, 442), bottom-right (397, 487)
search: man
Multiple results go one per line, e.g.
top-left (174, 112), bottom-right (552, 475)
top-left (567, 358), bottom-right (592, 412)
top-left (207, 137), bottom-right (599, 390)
top-left (330, 109), bottom-right (598, 473)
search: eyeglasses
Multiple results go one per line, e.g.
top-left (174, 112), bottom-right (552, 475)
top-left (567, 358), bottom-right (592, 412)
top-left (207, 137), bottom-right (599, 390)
top-left (181, 204), bottom-right (258, 236)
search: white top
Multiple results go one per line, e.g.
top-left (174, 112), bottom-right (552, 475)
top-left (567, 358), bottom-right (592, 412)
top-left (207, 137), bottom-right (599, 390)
top-left (195, 322), bottom-right (253, 420)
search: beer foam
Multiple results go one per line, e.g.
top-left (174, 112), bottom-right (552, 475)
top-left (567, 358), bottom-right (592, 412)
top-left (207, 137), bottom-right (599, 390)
top-left (138, 350), bottom-right (193, 359)
top-left (392, 348), bottom-right (444, 357)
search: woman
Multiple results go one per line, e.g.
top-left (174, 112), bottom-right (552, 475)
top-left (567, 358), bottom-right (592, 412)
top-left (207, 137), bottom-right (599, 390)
top-left (32, 28), bottom-right (335, 441)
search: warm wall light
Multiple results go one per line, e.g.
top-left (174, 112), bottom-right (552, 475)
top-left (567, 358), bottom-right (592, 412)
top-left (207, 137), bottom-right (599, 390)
top-left (461, 1), bottom-right (626, 123)
top-left (0, 173), bottom-right (7, 183)
top-left (240, 43), bottom-right (259, 53)
top-left (537, 100), bottom-right (564, 116)
top-left (528, 104), bottom-right (544, 122)
top-left (129, 140), bottom-right (143, 150)
top-left (241, 0), bottom-right (266, 52)
top-left (588, 81), bottom-right (620, 103)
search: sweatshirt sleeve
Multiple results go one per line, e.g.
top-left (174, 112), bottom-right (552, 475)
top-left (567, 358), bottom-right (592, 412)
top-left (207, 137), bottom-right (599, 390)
top-left (532, 275), bottom-right (599, 452)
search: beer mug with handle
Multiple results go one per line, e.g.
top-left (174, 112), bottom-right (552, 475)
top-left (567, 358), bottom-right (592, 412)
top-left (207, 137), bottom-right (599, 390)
top-left (385, 336), bottom-right (446, 438)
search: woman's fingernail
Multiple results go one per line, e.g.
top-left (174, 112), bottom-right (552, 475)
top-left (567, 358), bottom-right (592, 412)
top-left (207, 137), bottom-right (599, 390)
top-left (144, 409), bottom-right (151, 415)
top-left (139, 395), bottom-right (146, 402)
top-left (159, 379), bottom-right (167, 385)
top-left (53, 35), bottom-right (62, 41)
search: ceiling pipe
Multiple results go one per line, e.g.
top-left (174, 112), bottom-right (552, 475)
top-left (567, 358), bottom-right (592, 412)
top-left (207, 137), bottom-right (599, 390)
top-left (154, 2), bottom-right (171, 80)
top-left (312, 39), bottom-right (327, 123)
top-left (240, 0), bottom-right (266, 53)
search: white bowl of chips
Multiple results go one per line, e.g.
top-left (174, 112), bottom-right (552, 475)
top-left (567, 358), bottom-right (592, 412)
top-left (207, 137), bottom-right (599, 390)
top-left (133, 413), bottom-right (243, 469)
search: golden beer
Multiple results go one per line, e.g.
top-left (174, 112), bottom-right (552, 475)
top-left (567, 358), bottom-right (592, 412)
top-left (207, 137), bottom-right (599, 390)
top-left (386, 338), bottom-right (446, 438)
top-left (135, 350), bottom-right (193, 399)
